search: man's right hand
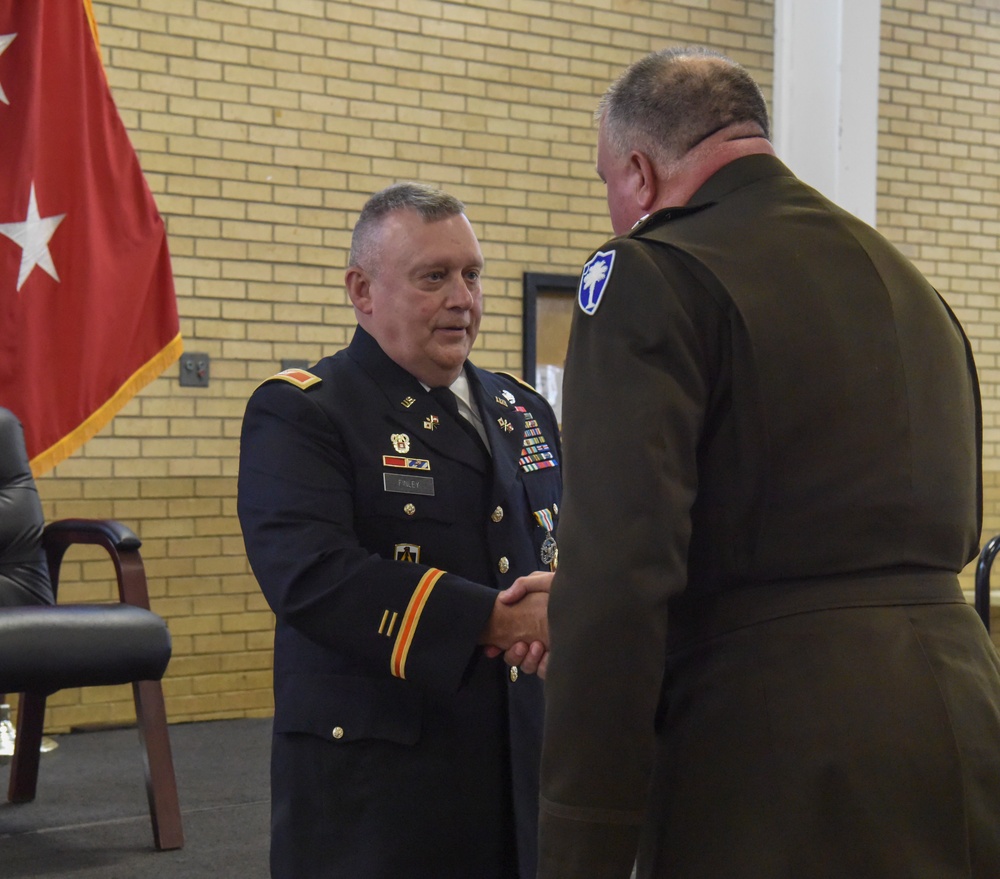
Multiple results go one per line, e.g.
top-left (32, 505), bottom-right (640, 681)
top-left (480, 571), bottom-right (553, 677)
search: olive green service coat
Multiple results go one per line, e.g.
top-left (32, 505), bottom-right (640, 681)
top-left (538, 154), bottom-right (1000, 879)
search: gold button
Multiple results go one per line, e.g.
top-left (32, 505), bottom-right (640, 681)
top-left (498, 556), bottom-right (509, 573)
top-left (509, 666), bottom-right (519, 682)
top-left (404, 503), bottom-right (416, 516)
top-left (553, 502), bottom-right (559, 516)
top-left (332, 726), bottom-right (344, 739)
top-left (491, 506), bottom-right (504, 523)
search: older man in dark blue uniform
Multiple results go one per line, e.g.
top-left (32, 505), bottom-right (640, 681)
top-left (238, 183), bottom-right (560, 878)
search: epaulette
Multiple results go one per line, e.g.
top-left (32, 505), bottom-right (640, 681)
top-left (256, 367), bottom-right (322, 391)
top-left (496, 372), bottom-right (541, 396)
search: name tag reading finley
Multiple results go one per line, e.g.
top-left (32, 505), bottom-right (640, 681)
top-left (383, 473), bottom-right (435, 496)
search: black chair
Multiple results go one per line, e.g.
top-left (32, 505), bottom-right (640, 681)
top-left (975, 534), bottom-right (1000, 634)
top-left (0, 407), bottom-right (183, 850)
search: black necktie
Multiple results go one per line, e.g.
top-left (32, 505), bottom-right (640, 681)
top-left (429, 387), bottom-right (490, 459)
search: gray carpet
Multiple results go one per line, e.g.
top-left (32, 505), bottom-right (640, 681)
top-left (0, 717), bottom-right (271, 878)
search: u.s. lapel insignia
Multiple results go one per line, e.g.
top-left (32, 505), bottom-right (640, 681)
top-left (401, 396), bottom-right (416, 408)
top-left (394, 543), bottom-right (421, 563)
top-left (391, 433), bottom-right (410, 453)
top-left (423, 414), bottom-right (439, 431)
top-left (495, 395), bottom-right (509, 408)
top-left (498, 417), bottom-right (513, 433)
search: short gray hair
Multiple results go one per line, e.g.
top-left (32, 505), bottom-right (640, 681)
top-left (598, 46), bottom-right (770, 166)
top-left (349, 182), bottom-right (466, 272)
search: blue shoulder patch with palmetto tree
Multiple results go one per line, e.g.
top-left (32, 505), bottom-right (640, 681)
top-left (577, 249), bottom-right (616, 315)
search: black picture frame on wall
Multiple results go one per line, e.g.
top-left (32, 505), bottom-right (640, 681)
top-left (522, 271), bottom-right (578, 422)
top-left (521, 271), bottom-right (578, 385)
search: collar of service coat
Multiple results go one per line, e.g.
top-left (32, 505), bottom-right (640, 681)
top-left (628, 153), bottom-right (795, 238)
top-left (346, 327), bottom-right (527, 490)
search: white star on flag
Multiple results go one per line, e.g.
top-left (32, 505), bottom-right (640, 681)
top-left (0, 33), bottom-right (15, 105)
top-left (0, 182), bottom-right (67, 291)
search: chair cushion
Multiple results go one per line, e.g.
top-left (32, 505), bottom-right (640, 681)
top-left (0, 604), bottom-right (171, 694)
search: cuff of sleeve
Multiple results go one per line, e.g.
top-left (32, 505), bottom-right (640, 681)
top-left (392, 571), bottom-right (496, 693)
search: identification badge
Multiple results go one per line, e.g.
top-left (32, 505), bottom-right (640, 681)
top-left (383, 473), bottom-right (435, 496)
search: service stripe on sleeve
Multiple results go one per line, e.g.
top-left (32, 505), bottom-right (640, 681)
top-left (391, 568), bottom-right (445, 679)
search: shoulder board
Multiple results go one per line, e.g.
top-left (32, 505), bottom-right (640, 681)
top-left (496, 372), bottom-right (541, 395)
top-left (257, 368), bottom-right (322, 391)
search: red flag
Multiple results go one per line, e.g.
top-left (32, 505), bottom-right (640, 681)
top-left (0, 0), bottom-right (182, 475)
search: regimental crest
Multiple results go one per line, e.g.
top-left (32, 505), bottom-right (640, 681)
top-left (391, 433), bottom-right (410, 453)
top-left (578, 249), bottom-right (616, 316)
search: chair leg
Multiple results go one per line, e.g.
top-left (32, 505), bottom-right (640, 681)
top-left (133, 680), bottom-right (184, 850)
top-left (8, 693), bottom-right (47, 803)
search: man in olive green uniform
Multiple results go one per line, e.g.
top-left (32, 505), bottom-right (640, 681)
top-left (538, 47), bottom-right (1000, 879)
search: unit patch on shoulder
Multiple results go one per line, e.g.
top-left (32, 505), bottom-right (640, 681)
top-left (260, 368), bottom-right (322, 390)
top-left (578, 249), bottom-right (616, 316)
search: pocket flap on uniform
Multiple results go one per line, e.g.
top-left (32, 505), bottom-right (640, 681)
top-left (274, 672), bottom-right (422, 745)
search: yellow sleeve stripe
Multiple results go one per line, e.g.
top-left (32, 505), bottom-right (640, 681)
top-left (391, 568), bottom-right (445, 679)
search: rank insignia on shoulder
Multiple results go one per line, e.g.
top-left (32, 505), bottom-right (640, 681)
top-left (578, 249), bottom-right (616, 316)
top-left (260, 367), bottom-right (321, 390)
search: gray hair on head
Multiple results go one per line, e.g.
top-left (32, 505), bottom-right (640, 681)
top-left (349, 182), bottom-right (466, 273)
top-left (598, 46), bottom-right (770, 166)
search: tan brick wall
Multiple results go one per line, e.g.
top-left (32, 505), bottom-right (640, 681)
top-left (23, 0), bottom-right (1000, 731)
top-left (877, 1), bottom-right (1000, 612)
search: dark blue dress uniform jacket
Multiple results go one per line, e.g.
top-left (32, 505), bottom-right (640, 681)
top-left (238, 327), bottom-right (561, 879)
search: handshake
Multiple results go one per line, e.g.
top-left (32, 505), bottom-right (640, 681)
top-left (479, 570), bottom-right (553, 679)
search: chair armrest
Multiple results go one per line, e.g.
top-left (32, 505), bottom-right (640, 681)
top-left (42, 518), bottom-right (151, 609)
top-left (43, 519), bottom-right (141, 552)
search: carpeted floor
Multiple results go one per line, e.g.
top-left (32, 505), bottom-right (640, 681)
top-left (0, 717), bottom-right (271, 878)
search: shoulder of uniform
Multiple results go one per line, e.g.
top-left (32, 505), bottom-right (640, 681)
top-left (255, 367), bottom-right (322, 391)
top-left (495, 371), bottom-right (539, 394)
top-left (629, 202), bottom-right (713, 239)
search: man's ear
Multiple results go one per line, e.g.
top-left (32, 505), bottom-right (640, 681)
top-left (631, 150), bottom-right (659, 212)
top-left (345, 266), bottom-right (373, 314)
